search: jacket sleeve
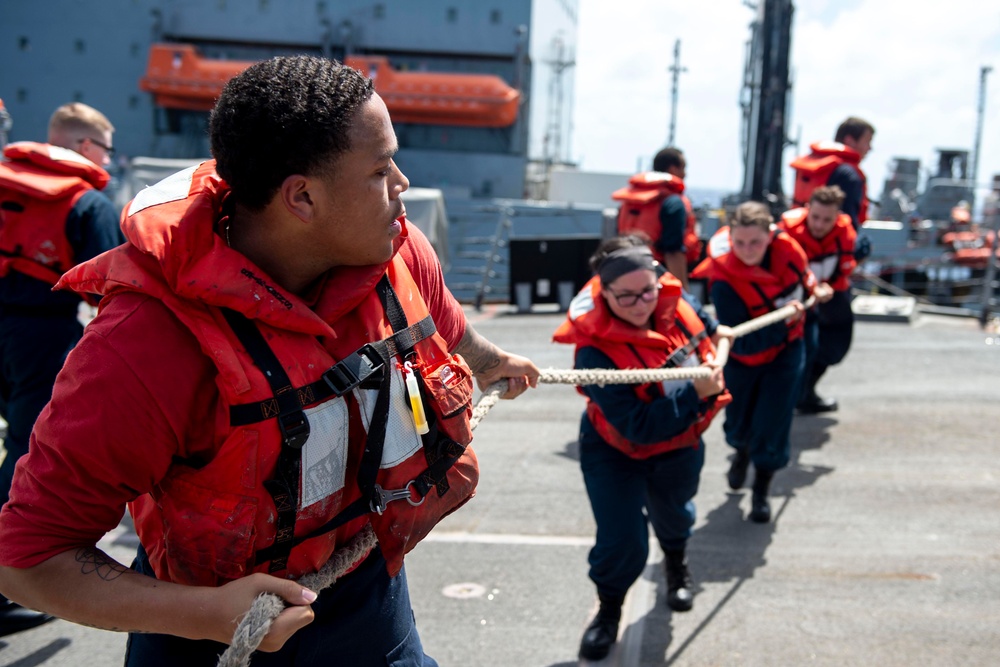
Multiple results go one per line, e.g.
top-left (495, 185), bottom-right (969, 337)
top-left (710, 280), bottom-right (789, 357)
top-left (399, 223), bottom-right (467, 350)
top-left (681, 288), bottom-right (718, 337)
top-left (65, 189), bottom-right (125, 264)
top-left (575, 345), bottom-right (700, 445)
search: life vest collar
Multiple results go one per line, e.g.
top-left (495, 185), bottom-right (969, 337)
top-left (2, 141), bottom-right (110, 192)
top-left (58, 160), bottom-right (407, 338)
top-left (553, 273), bottom-right (684, 349)
top-left (808, 141), bottom-right (861, 163)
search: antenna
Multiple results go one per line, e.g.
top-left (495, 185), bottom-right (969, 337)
top-left (970, 65), bottom-right (993, 214)
top-left (667, 39), bottom-right (687, 147)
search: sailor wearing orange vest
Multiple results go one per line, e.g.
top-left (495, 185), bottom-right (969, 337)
top-left (0, 103), bottom-right (123, 637)
top-left (0, 56), bottom-right (538, 665)
top-left (780, 186), bottom-right (855, 413)
top-left (553, 237), bottom-right (729, 661)
top-left (790, 116), bottom-right (875, 260)
top-left (691, 201), bottom-right (818, 523)
top-left (612, 147), bottom-right (702, 291)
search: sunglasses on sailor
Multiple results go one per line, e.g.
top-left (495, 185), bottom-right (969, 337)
top-left (79, 137), bottom-right (116, 158)
top-left (605, 283), bottom-right (661, 307)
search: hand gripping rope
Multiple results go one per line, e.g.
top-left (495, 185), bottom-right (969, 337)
top-left (217, 298), bottom-right (810, 666)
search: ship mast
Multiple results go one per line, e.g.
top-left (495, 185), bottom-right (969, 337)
top-left (667, 39), bottom-right (686, 147)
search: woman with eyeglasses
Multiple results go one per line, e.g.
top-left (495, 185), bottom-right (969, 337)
top-left (553, 235), bottom-right (730, 661)
top-left (690, 200), bottom-right (815, 525)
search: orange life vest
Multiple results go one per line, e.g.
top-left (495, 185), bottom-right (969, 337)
top-left (789, 141), bottom-right (869, 223)
top-left (612, 172), bottom-right (702, 268)
top-left (552, 273), bottom-right (730, 459)
top-left (57, 161), bottom-right (477, 585)
top-left (690, 227), bottom-right (815, 366)
top-left (0, 141), bottom-right (110, 285)
top-left (779, 207), bottom-right (857, 292)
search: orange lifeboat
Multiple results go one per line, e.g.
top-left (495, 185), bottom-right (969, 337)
top-left (139, 43), bottom-right (250, 112)
top-left (138, 44), bottom-right (521, 128)
top-left (344, 55), bottom-right (520, 128)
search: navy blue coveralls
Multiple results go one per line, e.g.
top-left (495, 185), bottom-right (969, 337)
top-left (575, 292), bottom-right (717, 600)
top-left (711, 279), bottom-right (805, 475)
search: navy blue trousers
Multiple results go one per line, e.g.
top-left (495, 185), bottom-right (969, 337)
top-left (0, 311), bottom-right (82, 507)
top-left (579, 433), bottom-right (705, 600)
top-left (125, 545), bottom-right (438, 667)
top-left (813, 289), bottom-right (854, 369)
top-left (723, 337), bottom-right (804, 473)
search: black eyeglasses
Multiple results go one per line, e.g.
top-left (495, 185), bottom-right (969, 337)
top-left (605, 283), bottom-right (660, 307)
top-left (80, 137), bottom-right (115, 158)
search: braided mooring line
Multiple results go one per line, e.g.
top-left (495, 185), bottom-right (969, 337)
top-left (221, 298), bottom-right (811, 663)
top-left (217, 525), bottom-right (377, 667)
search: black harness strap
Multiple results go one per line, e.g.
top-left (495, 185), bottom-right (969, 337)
top-left (663, 317), bottom-right (707, 368)
top-left (222, 308), bottom-right (308, 573)
top-left (228, 316), bottom-right (436, 427)
top-left (252, 276), bottom-right (414, 566)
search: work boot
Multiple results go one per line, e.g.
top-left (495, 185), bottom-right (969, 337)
top-left (797, 388), bottom-right (838, 414)
top-left (664, 549), bottom-right (694, 612)
top-left (0, 596), bottom-right (54, 638)
top-left (797, 364), bottom-right (838, 414)
top-left (578, 592), bottom-right (624, 661)
top-left (749, 470), bottom-right (774, 523)
top-left (727, 447), bottom-right (750, 490)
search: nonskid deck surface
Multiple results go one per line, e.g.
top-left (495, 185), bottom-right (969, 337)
top-left (1, 307), bottom-right (997, 666)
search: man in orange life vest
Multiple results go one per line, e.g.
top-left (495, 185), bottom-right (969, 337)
top-left (613, 146), bottom-right (702, 292)
top-left (790, 116), bottom-right (875, 260)
top-left (780, 186), bottom-right (855, 413)
top-left (0, 102), bottom-right (123, 637)
top-left (0, 56), bottom-right (538, 665)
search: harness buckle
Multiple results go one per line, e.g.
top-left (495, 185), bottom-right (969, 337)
top-left (322, 344), bottom-right (385, 396)
top-left (278, 411), bottom-right (310, 449)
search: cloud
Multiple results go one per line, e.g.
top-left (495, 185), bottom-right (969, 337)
top-left (570, 0), bottom-right (1000, 209)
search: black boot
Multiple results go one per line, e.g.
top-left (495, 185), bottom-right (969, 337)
top-left (664, 548), bottom-right (694, 612)
top-left (749, 470), bottom-right (774, 523)
top-left (0, 595), bottom-right (54, 638)
top-left (797, 364), bottom-right (838, 414)
top-left (727, 447), bottom-right (750, 490)
top-left (578, 592), bottom-right (624, 661)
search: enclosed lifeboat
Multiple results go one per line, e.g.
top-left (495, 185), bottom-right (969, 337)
top-left (139, 44), bottom-right (520, 128)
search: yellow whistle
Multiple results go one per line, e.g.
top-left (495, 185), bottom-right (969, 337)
top-left (404, 362), bottom-right (430, 435)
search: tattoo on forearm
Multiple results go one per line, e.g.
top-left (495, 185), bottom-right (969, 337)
top-left (75, 548), bottom-right (129, 581)
top-left (454, 328), bottom-right (501, 375)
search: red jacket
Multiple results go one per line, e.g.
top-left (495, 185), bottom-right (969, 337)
top-left (691, 227), bottom-right (815, 365)
top-left (0, 141), bottom-right (109, 285)
top-left (552, 273), bottom-right (729, 458)
top-left (779, 207), bottom-right (857, 292)
top-left (54, 161), bottom-right (476, 584)
top-left (612, 172), bottom-right (702, 267)
top-left (789, 141), bottom-right (869, 223)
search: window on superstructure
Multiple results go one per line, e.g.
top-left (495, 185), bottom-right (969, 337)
top-left (491, 9), bottom-right (502, 24)
top-left (446, 7), bottom-right (458, 22)
top-left (374, 3), bottom-right (385, 19)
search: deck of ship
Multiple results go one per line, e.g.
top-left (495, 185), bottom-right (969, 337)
top-left (1, 305), bottom-right (998, 666)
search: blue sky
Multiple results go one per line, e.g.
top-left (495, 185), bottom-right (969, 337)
top-left (569, 0), bottom-right (1000, 209)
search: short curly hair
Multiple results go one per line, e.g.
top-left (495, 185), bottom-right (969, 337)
top-left (210, 55), bottom-right (375, 211)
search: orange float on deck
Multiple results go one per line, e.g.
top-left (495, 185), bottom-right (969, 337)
top-left (139, 44), bottom-right (521, 128)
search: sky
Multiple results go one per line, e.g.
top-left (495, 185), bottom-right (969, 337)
top-left (568, 0), bottom-right (1000, 209)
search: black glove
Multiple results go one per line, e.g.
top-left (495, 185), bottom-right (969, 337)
top-left (854, 233), bottom-right (872, 261)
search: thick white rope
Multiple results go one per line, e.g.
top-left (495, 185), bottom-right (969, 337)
top-left (220, 297), bottom-right (811, 664)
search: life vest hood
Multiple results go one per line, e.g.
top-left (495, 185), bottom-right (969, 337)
top-left (552, 272), bottom-right (684, 349)
top-left (59, 160), bottom-right (399, 338)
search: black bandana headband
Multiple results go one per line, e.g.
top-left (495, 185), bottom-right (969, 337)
top-left (597, 246), bottom-right (658, 286)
